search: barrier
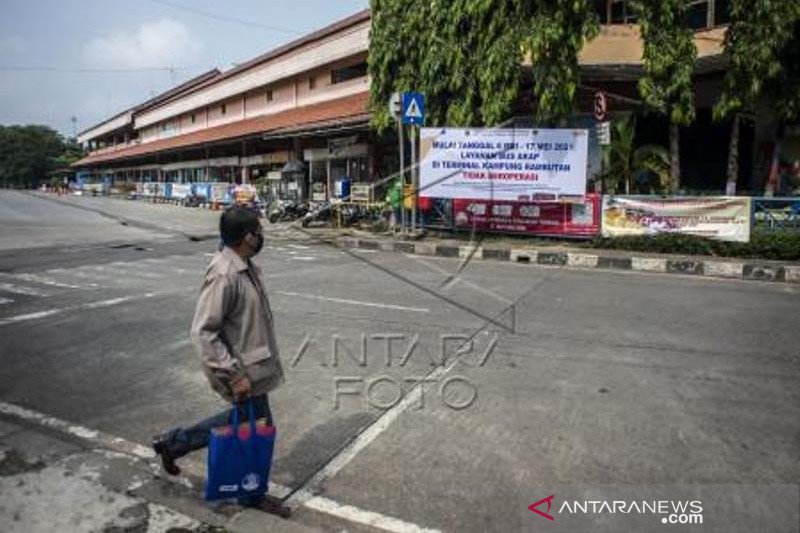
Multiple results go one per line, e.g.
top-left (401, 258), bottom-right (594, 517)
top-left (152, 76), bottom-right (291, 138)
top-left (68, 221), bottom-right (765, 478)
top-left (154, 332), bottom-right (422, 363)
top-left (445, 195), bottom-right (602, 238)
top-left (602, 196), bottom-right (752, 242)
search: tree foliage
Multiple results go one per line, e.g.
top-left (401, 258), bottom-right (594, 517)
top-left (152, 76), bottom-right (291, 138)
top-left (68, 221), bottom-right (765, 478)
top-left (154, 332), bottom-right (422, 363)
top-left (600, 116), bottom-right (671, 194)
top-left (369, 0), bottom-right (526, 130)
top-left (630, 0), bottom-right (697, 126)
top-left (368, 0), bottom-right (598, 130)
top-left (522, 0), bottom-right (599, 125)
top-left (0, 125), bottom-right (82, 187)
top-left (715, 1), bottom-right (800, 122)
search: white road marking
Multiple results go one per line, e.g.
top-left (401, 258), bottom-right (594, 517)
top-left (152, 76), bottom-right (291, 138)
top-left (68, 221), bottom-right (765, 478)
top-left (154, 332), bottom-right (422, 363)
top-left (0, 293), bottom-right (156, 326)
top-left (103, 263), bottom-right (163, 279)
top-left (1, 272), bottom-right (83, 289)
top-left (84, 296), bottom-right (139, 309)
top-left (0, 309), bottom-right (62, 325)
top-left (162, 337), bottom-right (192, 352)
top-left (303, 495), bottom-right (440, 533)
top-left (286, 323), bottom-right (485, 512)
top-left (289, 256), bottom-right (316, 261)
top-left (275, 291), bottom-right (430, 313)
top-left (0, 297), bottom-right (15, 305)
top-left (0, 282), bottom-right (49, 297)
top-left (0, 400), bottom-right (154, 460)
top-left (0, 400), bottom-right (439, 533)
top-left (287, 244), bottom-right (310, 250)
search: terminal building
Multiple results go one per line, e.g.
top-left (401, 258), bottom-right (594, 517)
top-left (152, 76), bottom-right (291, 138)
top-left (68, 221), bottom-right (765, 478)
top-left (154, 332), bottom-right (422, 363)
top-left (73, 1), bottom-right (796, 199)
top-left (74, 10), bottom-right (375, 203)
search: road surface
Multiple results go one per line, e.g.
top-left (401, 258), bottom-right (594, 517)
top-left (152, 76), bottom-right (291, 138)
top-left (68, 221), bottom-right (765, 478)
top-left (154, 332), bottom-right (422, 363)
top-left (0, 190), bottom-right (798, 532)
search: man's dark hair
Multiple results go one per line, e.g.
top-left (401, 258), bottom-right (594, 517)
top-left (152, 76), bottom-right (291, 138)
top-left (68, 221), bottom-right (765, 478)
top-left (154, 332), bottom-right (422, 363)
top-left (220, 207), bottom-right (260, 246)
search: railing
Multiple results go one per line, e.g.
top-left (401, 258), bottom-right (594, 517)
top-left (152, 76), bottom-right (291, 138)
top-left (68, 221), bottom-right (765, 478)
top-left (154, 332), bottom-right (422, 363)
top-left (751, 197), bottom-right (800, 231)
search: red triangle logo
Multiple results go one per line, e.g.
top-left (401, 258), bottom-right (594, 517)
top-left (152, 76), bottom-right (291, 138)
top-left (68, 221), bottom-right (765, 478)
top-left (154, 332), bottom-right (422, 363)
top-left (528, 494), bottom-right (555, 521)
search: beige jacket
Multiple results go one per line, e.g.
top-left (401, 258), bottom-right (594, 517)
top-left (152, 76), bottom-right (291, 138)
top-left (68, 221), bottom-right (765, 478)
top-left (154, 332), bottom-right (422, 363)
top-left (190, 246), bottom-right (284, 401)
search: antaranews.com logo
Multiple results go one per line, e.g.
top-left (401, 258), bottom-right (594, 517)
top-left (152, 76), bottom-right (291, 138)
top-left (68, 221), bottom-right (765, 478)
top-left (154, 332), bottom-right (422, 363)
top-left (521, 484), bottom-right (799, 532)
top-left (528, 494), bottom-right (703, 526)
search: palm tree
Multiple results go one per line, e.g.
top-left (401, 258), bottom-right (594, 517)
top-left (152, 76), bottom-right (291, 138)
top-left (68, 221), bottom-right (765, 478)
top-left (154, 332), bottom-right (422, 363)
top-left (599, 116), bottom-right (670, 195)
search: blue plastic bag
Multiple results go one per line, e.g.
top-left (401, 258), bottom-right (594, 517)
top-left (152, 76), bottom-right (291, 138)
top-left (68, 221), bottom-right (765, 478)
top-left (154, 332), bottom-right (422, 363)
top-left (205, 399), bottom-right (276, 501)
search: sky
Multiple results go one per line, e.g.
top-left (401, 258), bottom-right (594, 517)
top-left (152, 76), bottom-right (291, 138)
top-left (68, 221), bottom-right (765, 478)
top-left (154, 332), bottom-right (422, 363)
top-left (0, 0), bottom-right (368, 136)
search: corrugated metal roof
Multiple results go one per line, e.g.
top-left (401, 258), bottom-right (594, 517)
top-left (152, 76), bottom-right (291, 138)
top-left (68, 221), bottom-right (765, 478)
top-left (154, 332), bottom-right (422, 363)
top-left (73, 91), bottom-right (370, 167)
top-left (139, 9), bottom-right (371, 115)
top-left (76, 69), bottom-right (222, 137)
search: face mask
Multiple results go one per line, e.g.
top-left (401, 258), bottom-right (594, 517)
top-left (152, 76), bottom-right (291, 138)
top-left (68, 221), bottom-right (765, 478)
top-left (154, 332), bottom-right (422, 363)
top-left (250, 232), bottom-right (264, 255)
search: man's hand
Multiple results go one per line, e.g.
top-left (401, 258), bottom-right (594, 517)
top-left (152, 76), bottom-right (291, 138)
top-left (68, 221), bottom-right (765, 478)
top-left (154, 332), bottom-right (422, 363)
top-left (231, 376), bottom-right (252, 401)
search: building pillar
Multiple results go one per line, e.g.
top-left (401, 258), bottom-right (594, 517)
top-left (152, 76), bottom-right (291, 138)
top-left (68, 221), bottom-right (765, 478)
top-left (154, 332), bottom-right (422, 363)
top-left (707, 0), bottom-right (715, 28)
top-left (326, 159), bottom-right (332, 200)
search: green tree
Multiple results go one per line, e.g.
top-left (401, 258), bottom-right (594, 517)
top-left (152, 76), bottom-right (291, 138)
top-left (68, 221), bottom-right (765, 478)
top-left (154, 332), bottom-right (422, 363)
top-left (714, 1), bottom-right (800, 192)
top-left (630, 0), bottom-right (697, 193)
top-left (368, 1), bottom-right (598, 130)
top-left (369, 0), bottom-right (525, 130)
top-left (52, 137), bottom-right (85, 169)
top-left (599, 116), bottom-right (671, 194)
top-left (0, 125), bottom-right (77, 188)
top-left (522, 0), bottom-right (599, 125)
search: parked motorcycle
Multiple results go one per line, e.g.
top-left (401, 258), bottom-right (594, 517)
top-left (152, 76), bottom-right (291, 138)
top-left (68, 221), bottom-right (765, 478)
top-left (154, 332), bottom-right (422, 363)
top-left (268, 200), bottom-right (308, 223)
top-left (301, 201), bottom-right (333, 228)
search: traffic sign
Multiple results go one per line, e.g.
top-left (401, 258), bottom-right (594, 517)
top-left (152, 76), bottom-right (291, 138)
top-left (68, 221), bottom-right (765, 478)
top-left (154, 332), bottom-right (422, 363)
top-left (594, 91), bottom-right (608, 121)
top-left (401, 92), bottom-right (425, 125)
top-left (597, 121), bottom-right (611, 145)
top-left (388, 92), bottom-right (401, 120)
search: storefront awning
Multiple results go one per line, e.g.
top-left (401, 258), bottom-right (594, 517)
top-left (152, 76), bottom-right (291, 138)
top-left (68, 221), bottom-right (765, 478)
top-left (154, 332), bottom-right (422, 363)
top-left (73, 92), bottom-right (370, 167)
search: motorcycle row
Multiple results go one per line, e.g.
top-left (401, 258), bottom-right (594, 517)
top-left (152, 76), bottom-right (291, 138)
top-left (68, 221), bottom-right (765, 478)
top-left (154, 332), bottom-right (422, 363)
top-left (267, 199), bottom-right (381, 228)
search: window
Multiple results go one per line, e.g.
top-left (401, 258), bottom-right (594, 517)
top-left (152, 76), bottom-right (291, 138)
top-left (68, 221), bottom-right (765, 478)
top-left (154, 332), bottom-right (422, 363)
top-left (309, 77), bottom-right (316, 90)
top-left (161, 124), bottom-right (167, 132)
top-left (684, 0), bottom-right (710, 29)
top-left (714, 0), bottom-right (731, 25)
top-left (190, 114), bottom-right (196, 124)
top-left (266, 89), bottom-right (273, 102)
top-left (593, 0), bottom-right (608, 24)
top-left (331, 62), bottom-right (368, 84)
top-left (607, 1), bottom-right (637, 24)
top-left (221, 104), bottom-right (227, 115)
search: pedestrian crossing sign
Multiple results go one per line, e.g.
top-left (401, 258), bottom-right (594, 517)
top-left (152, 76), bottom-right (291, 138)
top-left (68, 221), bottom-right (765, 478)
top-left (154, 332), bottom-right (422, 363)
top-left (401, 92), bottom-right (425, 125)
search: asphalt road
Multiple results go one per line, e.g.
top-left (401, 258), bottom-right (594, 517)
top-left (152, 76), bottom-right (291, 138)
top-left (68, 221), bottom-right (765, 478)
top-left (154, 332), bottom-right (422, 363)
top-left (0, 190), bottom-right (798, 532)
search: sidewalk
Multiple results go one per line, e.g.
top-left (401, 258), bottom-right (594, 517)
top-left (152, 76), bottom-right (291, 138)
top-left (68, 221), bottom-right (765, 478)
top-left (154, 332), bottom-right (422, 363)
top-left (30, 191), bottom-right (800, 284)
top-left (28, 191), bottom-right (346, 245)
top-left (0, 412), bottom-right (318, 533)
top-left (29, 191), bottom-right (221, 241)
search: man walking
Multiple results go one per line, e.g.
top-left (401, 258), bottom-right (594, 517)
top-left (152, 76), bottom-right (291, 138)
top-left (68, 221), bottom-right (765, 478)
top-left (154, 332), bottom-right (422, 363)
top-left (152, 206), bottom-right (288, 516)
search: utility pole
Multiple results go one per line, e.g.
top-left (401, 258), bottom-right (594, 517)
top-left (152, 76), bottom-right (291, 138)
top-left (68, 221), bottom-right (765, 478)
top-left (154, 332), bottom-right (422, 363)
top-left (399, 120), bottom-right (406, 233)
top-left (410, 125), bottom-right (417, 232)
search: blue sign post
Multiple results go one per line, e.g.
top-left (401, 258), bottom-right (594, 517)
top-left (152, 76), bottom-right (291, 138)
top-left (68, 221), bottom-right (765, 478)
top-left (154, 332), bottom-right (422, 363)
top-left (401, 92), bottom-right (425, 232)
top-left (401, 92), bottom-right (425, 125)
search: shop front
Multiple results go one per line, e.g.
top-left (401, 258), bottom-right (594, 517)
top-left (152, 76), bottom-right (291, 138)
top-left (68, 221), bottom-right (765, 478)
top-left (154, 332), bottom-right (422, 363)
top-left (303, 135), bottom-right (369, 201)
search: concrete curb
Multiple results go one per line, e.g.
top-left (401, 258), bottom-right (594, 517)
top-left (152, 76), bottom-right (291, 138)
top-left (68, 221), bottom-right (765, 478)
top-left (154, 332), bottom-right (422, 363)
top-left (335, 237), bottom-right (800, 285)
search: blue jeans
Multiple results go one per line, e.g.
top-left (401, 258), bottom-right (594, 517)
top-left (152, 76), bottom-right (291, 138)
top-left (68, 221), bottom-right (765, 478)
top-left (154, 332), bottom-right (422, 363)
top-left (162, 395), bottom-right (273, 505)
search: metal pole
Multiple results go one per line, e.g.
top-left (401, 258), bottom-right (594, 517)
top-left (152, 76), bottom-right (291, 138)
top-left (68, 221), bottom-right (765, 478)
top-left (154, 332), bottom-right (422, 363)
top-left (399, 121), bottom-right (405, 232)
top-left (410, 125), bottom-right (417, 232)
